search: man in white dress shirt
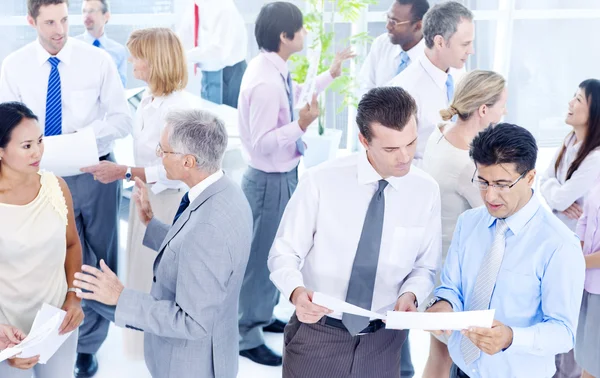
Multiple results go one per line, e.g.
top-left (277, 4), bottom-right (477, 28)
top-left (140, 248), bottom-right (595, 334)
top-left (0, 1), bottom-right (132, 376)
top-left (389, 1), bottom-right (474, 166)
top-left (268, 86), bottom-right (441, 378)
top-left (358, 0), bottom-right (429, 97)
top-left (76, 0), bottom-right (128, 87)
top-left (178, 0), bottom-right (247, 108)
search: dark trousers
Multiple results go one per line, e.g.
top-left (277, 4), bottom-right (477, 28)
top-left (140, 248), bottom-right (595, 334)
top-left (283, 313), bottom-right (407, 378)
top-left (201, 60), bottom-right (247, 108)
top-left (450, 364), bottom-right (470, 378)
top-left (66, 153), bottom-right (121, 354)
top-left (401, 333), bottom-right (415, 377)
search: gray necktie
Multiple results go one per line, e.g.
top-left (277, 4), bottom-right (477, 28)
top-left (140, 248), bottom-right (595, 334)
top-left (461, 219), bottom-right (509, 365)
top-left (342, 179), bottom-right (388, 336)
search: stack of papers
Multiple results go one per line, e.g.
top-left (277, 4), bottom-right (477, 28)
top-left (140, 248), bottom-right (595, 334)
top-left (0, 304), bottom-right (74, 364)
top-left (311, 292), bottom-right (495, 330)
top-left (40, 127), bottom-right (99, 177)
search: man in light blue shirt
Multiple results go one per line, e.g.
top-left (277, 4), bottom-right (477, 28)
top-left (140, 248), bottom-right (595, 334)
top-left (77, 0), bottom-right (128, 86)
top-left (427, 123), bottom-right (585, 378)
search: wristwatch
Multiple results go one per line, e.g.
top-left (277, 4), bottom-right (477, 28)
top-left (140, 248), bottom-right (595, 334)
top-left (125, 167), bottom-right (132, 182)
top-left (67, 288), bottom-right (79, 294)
top-left (426, 296), bottom-right (451, 310)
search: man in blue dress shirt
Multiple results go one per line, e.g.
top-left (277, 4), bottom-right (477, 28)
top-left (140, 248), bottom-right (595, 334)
top-left (77, 0), bottom-right (128, 86)
top-left (426, 123), bottom-right (585, 378)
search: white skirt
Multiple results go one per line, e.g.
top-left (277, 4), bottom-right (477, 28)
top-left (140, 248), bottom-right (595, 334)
top-left (122, 185), bottom-right (184, 360)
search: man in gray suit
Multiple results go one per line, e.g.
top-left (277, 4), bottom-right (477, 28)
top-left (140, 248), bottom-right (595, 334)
top-left (72, 109), bottom-right (253, 378)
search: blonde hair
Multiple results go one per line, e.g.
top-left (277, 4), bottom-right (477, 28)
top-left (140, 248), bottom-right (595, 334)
top-left (127, 28), bottom-right (188, 97)
top-left (440, 70), bottom-right (506, 122)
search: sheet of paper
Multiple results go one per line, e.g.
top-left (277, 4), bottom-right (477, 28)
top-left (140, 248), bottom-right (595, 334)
top-left (385, 309), bottom-right (495, 331)
top-left (40, 126), bottom-right (99, 177)
top-left (0, 309), bottom-right (60, 363)
top-left (295, 52), bottom-right (321, 110)
top-left (312, 292), bottom-right (386, 320)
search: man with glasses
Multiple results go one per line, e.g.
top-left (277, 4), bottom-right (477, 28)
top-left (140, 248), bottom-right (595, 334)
top-left (426, 123), bottom-right (585, 378)
top-left (359, 0), bottom-right (429, 97)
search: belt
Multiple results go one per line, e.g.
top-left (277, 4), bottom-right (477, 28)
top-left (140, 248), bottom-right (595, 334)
top-left (323, 316), bottom-right (386, 335)
top-left (99, 153), bottom-right (110, 161)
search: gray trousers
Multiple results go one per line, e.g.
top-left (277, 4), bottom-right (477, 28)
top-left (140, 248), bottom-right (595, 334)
top-left (554, 350), bottom-right (581, 378)
top-left (65, 154), bottom-right (121, 354)
top-left (201, 60), bottom-right (247, 109)
top-left (283, 313), bottom-right (406, 378)
top-left (0, 330), bottom-right (78, 377)
top-left (238, 166), bottom-right (298, 351)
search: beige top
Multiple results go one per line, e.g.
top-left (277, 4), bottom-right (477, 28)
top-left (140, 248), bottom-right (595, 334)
top-left (423, 124), bottom-right (483, 257)
top-left (0, 171), bottom-right (68, 333)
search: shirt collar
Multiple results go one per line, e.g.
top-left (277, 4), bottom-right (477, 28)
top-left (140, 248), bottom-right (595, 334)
top-left (486, 190), bottom-right (541, 236)
top-left (564, 132), bottom-right (581, 152)
top-left (188, 170), bottom-right (225, 204)
top-left (419, 52), bottom-right (449, 92)
top-left (263, 51), bottom-right (289, 78)
top-left (403, 38), bottom-right (425, 62)
top-left (356, 151), bottom-right (403, 191)
top-left (82, 31), bottom-right (108, 45)
top-left (36, 37), bottom-right (73, 66)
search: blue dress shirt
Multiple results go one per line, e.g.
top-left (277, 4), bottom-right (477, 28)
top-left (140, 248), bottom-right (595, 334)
top-left (76, 32), bottom-right (128, 86)
top-left (435, 192), bottom-right (585, 378)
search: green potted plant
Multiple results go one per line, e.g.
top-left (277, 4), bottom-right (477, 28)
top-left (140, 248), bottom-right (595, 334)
top-left (290, 0), bottom-right (374, 167)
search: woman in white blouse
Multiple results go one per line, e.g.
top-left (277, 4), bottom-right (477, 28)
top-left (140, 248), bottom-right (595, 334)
top-left (540, 79), bottom-right (600, 378)
top-left (80, 28), bottom-right (190, 359)
top-left (421, 70), bottom-right (507, 378)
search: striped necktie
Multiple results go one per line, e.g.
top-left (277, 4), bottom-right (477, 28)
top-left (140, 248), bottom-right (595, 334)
top-left (460, 219), bottom-right (509, 365)
top-left (285, 73), bottom-right (305, 155)
top-left (45, 57), bottom-right (62, 136)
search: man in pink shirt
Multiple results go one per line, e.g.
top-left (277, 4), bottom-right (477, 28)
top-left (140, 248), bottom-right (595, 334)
top-left (236, 1), bottom-right (353, 366)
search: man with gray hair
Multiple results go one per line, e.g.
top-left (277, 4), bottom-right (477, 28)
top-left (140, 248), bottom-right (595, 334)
top-left (72, 108), bottom-right (254, 378)
top-left (389, 1), bottom-right (474, 166)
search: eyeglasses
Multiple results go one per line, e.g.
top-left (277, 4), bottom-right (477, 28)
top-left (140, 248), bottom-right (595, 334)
top-left (471, 170), bottom-right (528, 193)
top-left (385, 13), bottom-right (412, 27)
top-left (156, 143), bottom-right (183, 158)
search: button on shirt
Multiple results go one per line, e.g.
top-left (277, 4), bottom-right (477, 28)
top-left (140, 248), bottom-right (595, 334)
top-left (0, 38), bottom-right (132, 157)
top-left (133, 90), bottom-right (189, 194)
top-left (268, 152), bottom-right (442, 317)
top-left (435, 193), bottom-right (585, 378)
top-left (576, 180), bottom-right (600, 294)
top-left (388, 54), bottom-right (463, 164)
top-left (76, 32), bottom-right (128, 87)
top-left (237, 52), bottom-right (334, 173)
top-left (358, 34), bottom-right (425, 98)
top-left (540, 132), bottom-right (600, 231)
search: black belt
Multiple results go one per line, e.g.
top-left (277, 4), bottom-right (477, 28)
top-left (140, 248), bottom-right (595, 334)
top-left (323, 316), bottom-right (385, 334)
top-left (99, 153), bottom-right (110, 161)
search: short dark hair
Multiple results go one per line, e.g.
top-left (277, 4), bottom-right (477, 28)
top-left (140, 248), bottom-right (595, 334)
top-left (470, 123), bottom-right (538, 174)
top-left (397, 0), bottom-right (430, 23)
top-left (0, 102), bottom-right (39, 150)
top-left (422, 1), bottom-right (473, 49)
top-left (83, 0), bottom-right (109, 13)
top-left (28, 0), bottom-right (69, 19)
top-left (255, 2), bottom-right (304, 53)
top-left (357, 87), bottom-right (417, 142)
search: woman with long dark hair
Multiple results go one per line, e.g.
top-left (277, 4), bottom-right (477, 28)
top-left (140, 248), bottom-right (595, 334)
top-left (540, 78), bottom-right (600, 378)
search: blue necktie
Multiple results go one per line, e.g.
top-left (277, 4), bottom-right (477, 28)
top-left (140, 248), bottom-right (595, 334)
top-left (172, 192), bottom-right (190, 225)
top-left (45, 57), bottom-right (62, 136)
top-left (286, 73), bottom-right (305, 155)
top-left (446, 74), bottom-right (455, 102)
top-left (93, 39), bottom-right (101, 47)
top-left (397, 51), bottom-right (410, 75)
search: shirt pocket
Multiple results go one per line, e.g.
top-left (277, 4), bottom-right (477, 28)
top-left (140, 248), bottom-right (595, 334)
top-left (496, 269), bottom-right (541, 322)
top-left (69, 89), bottom-right (99, 122)
top-left (388, 226), bottom-right (426, 267)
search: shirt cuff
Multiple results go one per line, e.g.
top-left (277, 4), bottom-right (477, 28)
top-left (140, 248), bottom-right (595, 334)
top-left (271, 270), bottom-right (305, 303)
top-left (399, 282), bottom-right (431, 310)
top-left (277, 121), bottom-right (305, 146)
top-left (144, 166), bottom-right (160, 184)
top-left (505, 326), bottom-right (535, 355)
top-left (433, 288), bottom-right (464, 312)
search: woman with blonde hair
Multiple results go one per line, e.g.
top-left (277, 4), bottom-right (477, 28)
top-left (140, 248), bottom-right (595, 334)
top-left (81, 27), bottom-right (190, 359)
top-left (421, 69), bottom-right (507, 378)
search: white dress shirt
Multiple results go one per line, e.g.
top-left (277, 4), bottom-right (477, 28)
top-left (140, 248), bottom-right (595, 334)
top-left (388, 54), bottom-right (464, 164)
top-left (540, 132), bottom-right (600, 231)
top-left (177, 0), bottom-right (247, 71)
top-left (188, 170), bottom-right (224, 203)
top-left (134, 90), bottom-right (189, 194)
top-left (268, 152), bottom-right (442, 319)
top-left (358, 34), bottom-right (425, 97)
top-left (0, 38), bottom-right (132, 157)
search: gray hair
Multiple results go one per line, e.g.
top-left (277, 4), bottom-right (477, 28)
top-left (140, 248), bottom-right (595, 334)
top-left (166, 109), bottom-right (228, 174)
top-left (423, 1), bottom-right (473, 49)
top-left (84, 0), bottom-right (109, 13)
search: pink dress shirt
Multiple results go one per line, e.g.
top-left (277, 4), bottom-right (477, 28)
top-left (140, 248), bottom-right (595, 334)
top-left (577, 180), bottom-right (600, 294)
top-left (237, 51), bottom-right (334, 173)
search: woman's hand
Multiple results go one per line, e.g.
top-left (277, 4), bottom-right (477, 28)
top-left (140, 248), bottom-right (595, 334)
top-left (0, 324), bottom-right (25, 349)
top-left (59, 294), bottom-right (84, 335)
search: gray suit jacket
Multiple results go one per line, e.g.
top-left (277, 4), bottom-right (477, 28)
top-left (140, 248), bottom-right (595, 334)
top-left (115, 175), bottom-right (252, 378)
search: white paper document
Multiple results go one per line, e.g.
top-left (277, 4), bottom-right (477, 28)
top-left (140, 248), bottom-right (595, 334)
top-left (385, 309), bottom-right (495, 331)
top-left (0, 304), bottom-right (74, 364)
top-left (40, 127), bottom-right (99, 177)
top-left (312, 292), bottom-right (386, 320)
